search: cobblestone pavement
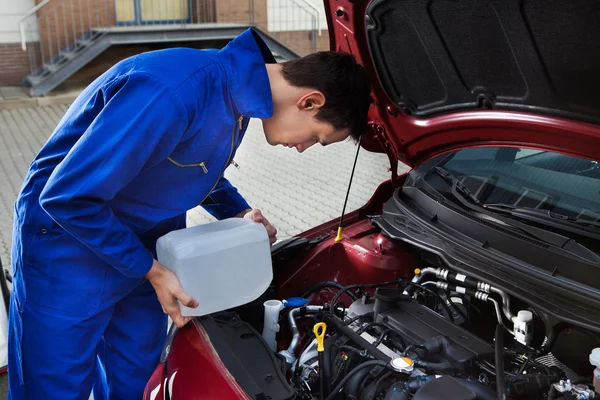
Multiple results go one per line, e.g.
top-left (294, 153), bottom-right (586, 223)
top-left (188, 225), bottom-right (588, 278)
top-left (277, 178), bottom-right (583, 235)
top-left (0, 104), bottom-right (408, 268)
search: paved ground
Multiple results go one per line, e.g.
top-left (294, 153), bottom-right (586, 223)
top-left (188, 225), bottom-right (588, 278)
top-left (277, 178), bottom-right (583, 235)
top-left (0, 104), bottom-right (401, 269)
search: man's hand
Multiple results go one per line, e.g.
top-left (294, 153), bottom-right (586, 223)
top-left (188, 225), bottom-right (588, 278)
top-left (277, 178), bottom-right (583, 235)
top-left (145, 260), bottom-right (199, 328)
top-left (239, 209), bottom-right (278, 245)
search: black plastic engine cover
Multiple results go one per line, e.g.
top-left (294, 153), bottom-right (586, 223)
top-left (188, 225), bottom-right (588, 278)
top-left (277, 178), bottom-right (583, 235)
top-left (375, 297), bottom-right (494, 367)
top-left (200, 312), bottom-right (296, 400)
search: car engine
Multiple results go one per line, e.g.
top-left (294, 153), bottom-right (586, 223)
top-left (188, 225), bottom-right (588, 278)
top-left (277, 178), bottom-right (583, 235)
top-left (208, 265), bottom-right (599, 400)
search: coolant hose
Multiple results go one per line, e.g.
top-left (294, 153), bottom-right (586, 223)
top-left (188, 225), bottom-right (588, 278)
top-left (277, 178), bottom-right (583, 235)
top-left (413, 360), bottom-right (457, 373)
top-left (495, 323), bottom-right (508, 400)
top-left (325, 360), bottom-right (390, 400)
top-left (383, 386), bottom-right (410, 400)
top-left (345, 367), bottom-right (373, 400)
top-left (536, 322), bottom-right (567, 356)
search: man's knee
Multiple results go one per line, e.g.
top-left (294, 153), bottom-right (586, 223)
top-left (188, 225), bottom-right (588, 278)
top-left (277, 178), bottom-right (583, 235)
top-left (9, 301), bottom-right (111, 400)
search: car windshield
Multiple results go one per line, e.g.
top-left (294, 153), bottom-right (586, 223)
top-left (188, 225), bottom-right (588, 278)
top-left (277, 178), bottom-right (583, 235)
top-left (417, 147), bottom-right (600, 222)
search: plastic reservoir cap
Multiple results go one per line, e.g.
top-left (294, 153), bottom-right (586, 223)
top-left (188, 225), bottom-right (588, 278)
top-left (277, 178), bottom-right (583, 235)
top-left (391, 357), bottom-right (414, 373)
top-left (283, 297), bottom-right (308, 307)
top-left (590, 348), bottom-right (600, 367)
top-left (516, 310), bottom-right (533, 323)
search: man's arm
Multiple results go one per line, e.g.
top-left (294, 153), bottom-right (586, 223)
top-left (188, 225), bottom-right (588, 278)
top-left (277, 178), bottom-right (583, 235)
top-left (201, 176), bottom-right (251, 220)
top-left (39, 73), bottom-right (188, 278)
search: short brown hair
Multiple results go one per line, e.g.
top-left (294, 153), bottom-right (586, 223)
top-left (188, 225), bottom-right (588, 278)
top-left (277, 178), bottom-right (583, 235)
top-left (281, 51), bottom-right (372, 141)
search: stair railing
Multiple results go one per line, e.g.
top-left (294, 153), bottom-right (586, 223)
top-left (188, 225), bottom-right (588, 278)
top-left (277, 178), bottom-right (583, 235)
top-left (19, 0), bottom-right (323, 81)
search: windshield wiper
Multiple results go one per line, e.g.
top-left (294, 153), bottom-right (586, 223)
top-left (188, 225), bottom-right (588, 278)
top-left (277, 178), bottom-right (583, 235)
top-left (483, 204), bottom-right (600, 240)
top-left (425, 167), bottom-right (600, 245)
top-left (432, 167), bottom-right (481, 204)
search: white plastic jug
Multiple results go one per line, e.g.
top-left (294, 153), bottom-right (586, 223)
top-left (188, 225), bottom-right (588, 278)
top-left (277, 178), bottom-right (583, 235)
top-left (156, 218), bottom-right (273, 317)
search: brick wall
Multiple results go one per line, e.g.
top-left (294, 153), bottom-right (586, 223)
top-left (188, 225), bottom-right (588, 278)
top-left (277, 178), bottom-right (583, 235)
top-left (6, 0), bottom-right (329, 89)
top-left (0, 43), bottom-right (40, 86)
top-left (191, 0), bottom-right (217, 23)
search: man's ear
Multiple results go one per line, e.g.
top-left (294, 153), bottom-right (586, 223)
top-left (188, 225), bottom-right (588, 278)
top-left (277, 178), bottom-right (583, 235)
top-left (297, 91), bottom-right (325, 111)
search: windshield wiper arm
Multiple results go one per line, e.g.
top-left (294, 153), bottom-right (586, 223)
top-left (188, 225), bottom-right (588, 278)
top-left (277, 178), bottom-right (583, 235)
top-left (483, 204), bottom-right (600, 240)
top-left (419, 169), bottom-right (599, 252)
top-left (432, 167), bottom-right (481, 205)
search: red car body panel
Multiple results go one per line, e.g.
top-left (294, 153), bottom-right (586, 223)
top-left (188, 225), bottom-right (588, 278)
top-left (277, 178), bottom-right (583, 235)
top-left (143, 319), bottom-right (252, 400)
top-left (324, 0), bottom-right (600, 173)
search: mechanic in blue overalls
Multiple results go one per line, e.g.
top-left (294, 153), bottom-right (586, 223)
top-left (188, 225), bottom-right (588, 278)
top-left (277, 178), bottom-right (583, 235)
top-left (8, 28), bottom-right (372, 399)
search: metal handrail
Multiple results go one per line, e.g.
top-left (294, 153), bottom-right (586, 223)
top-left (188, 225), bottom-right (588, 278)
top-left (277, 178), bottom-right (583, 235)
top-left (290, 0), bottom-right (322, 34)
top-left (19, 0), bottom-right (55, 51)
top-left (19, 0), bottom-right (325, 83)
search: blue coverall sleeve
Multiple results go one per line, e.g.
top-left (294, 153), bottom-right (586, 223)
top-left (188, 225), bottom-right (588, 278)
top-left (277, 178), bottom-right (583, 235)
top-left (201, 175), bottom-right (251, 220)
top-left (39, 73), bottom-right (189, 278)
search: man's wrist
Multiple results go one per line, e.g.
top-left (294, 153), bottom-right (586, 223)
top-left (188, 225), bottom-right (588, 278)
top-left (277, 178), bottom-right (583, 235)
top-left (145, 259), bottom-right (166, 281)
top-left (235, 208), bottom-right (252, 218)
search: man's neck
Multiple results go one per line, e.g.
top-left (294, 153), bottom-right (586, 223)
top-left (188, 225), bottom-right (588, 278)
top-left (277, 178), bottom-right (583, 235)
top-left (265, 64), bottom-right (285, 113)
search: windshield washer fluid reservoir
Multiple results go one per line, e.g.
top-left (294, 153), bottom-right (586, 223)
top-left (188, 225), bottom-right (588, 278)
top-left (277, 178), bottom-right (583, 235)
top-left (156, 218), bottom-right (273, 317)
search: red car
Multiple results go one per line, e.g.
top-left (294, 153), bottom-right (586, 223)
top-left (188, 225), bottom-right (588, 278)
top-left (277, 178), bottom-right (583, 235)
top-left (144, 0), bottom-right (600, 399)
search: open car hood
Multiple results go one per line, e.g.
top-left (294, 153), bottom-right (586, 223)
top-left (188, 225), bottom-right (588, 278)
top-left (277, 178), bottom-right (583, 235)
top-left (324, 0), bottom-right (600, 172)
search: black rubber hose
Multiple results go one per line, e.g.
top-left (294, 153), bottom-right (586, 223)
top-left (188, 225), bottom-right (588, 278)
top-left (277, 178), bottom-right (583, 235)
top-left (345, 367), bottom-right (373, 400)
top-left (413, 360), bottom-right (457, 373)
top-left (344, 312), bottom-right (373, 326)
top-left (401, 281), bottom-right (455, 324)
top-left (330, 280), bottom-right (400, 310)
top-left (536, 322), bottom-right (567, 357)
top-left (323, 334), bottom-right (339, 394)
top-left (357, 322), bottom-right (389, 334)
top-left (360, 371), bottom-right (393, 400)
top-left (325, 360), bottom-right (390, 400)
top-left (383, 386), bottom-right (410, 400)
top-left (301, 281), bottom-right (359, 301)
top-left (495, 323), bottom-right (508, 400)
top-left (405, 376), bottom-right (439, 392)
top-left (324, 314), bottom-right (390, 361)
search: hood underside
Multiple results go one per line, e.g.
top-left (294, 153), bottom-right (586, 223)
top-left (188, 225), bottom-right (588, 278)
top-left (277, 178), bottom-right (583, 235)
top-left (325, 0), bottom-right (600, 167)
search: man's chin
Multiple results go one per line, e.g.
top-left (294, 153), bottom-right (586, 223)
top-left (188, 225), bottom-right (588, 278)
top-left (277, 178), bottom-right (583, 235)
top-left (264, 134), bottom-right (277, 146)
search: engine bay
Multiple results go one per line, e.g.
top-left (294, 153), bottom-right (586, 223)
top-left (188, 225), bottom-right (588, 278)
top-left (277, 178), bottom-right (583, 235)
top-left (204, 234), bottom-right (600, 400)
top-left (161, 182), bottom-right (600, 400)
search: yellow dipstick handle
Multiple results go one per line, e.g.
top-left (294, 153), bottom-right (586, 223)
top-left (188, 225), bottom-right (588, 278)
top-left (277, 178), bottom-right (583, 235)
top-left (334, 227), bottom-right (343, 242)
top-left (313, 322), bottom-right (327, 352)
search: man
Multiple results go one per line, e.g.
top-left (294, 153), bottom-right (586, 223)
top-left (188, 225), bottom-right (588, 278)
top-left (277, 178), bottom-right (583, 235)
top-left (8, 28), bottom-right (371, 399)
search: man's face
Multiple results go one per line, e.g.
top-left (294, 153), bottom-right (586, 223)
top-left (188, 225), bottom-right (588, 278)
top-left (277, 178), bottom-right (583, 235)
top-left (261, 90), bottom-right (350, 153)
top-left (262, 115), bottom-right (349, 153)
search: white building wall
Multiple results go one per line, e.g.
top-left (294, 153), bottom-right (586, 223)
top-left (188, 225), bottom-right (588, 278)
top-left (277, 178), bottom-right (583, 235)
top-left (267, 0), bottom-right (328, 33)
top-left (0, 0), bottom-right (38, 44)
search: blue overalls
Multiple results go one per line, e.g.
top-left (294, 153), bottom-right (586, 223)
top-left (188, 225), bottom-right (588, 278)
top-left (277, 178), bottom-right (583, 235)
top-left (8, 28), bottom-right (275, 399)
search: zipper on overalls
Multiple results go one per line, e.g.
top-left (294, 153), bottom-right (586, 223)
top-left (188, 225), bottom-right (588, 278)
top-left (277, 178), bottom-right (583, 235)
top-left (199, 115), bottom-right (244, 202)
top-left (166, 157), bottom-right (208, 173)
top-left (229, 116), bottom-right (243, 170)
top-left (166, 116), bottom-right (244, 174)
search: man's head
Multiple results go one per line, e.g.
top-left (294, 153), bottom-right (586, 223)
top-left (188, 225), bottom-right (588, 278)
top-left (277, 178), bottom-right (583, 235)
top-left (262, 51), bottom-right (372, 153)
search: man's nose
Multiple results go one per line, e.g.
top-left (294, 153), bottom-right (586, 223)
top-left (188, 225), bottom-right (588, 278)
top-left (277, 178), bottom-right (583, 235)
top-left (295, 142), bottom-right (314, 153)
